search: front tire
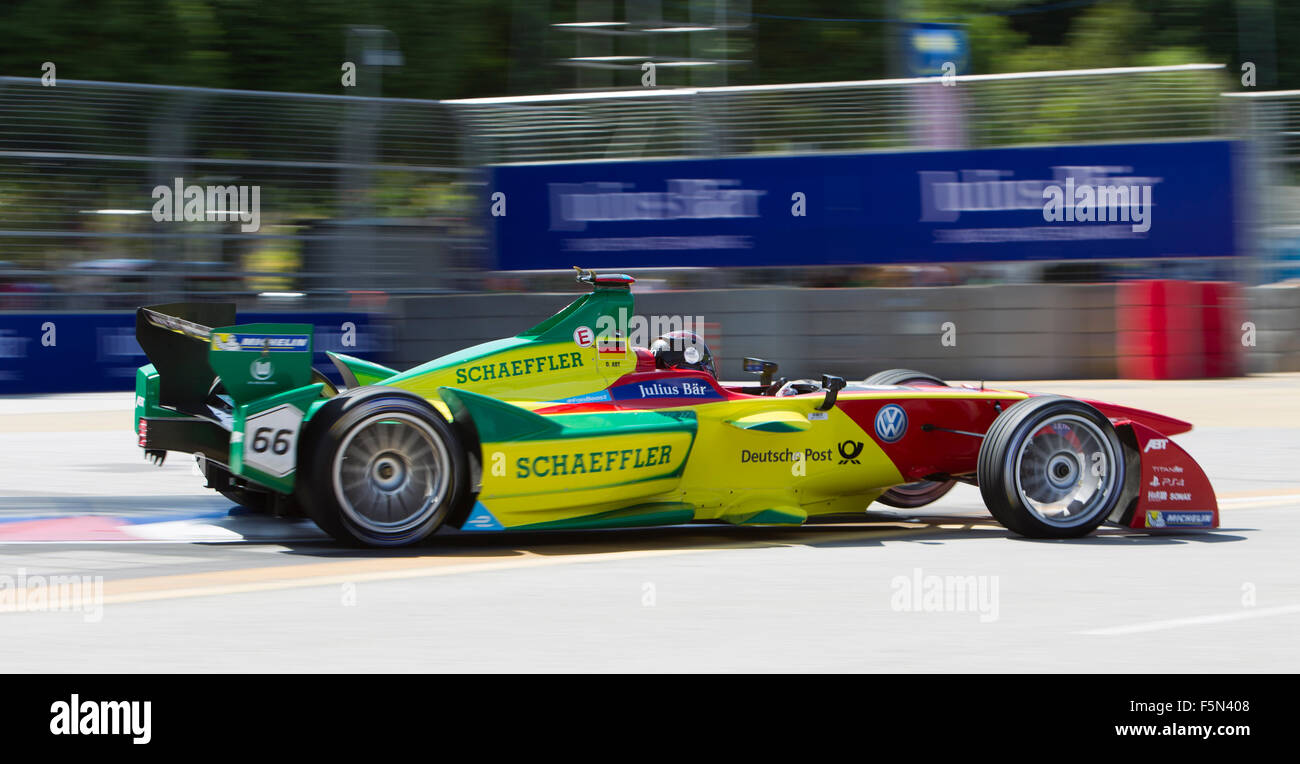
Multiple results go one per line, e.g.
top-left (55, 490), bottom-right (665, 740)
top-left (297, 388), bottom-right (469, 547)
top-left (977, 395), bottom-right (1125, 538)
top-left (865, 369), bottom-right (957, 509)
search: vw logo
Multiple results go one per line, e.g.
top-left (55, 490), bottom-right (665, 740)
top-left (874, 404), bottom-right (908, 443)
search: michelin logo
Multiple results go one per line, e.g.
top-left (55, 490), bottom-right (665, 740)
top-left (1146, 510), bottom-right (1213, 528)
top-left (212, 333), bottom-right (309, 352)
top-left (213, 333), bottom-right (240, 351)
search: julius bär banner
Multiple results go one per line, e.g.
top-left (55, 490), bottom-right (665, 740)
top-left (490, 140), bottom-right (1237, 270)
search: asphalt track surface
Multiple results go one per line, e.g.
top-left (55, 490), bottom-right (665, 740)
top-left (1, 376), bottom-right (1298, 673)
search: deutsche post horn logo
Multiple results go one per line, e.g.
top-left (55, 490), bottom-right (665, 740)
top-left (838, 440), bottom-right (864, 464)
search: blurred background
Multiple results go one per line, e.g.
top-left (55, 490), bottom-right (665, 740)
top-left (0, 0), bottom-right (1297, 391)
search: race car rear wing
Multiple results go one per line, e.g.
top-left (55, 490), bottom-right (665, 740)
top-left (136, 303), bottom-right (236, 415)
top-left (136, 303), bottom-right (314, 414)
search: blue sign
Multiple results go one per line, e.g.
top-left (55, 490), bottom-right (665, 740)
top-left (908, 22), bottom-right (968, 76)
top-left (491, 140), bottom-right (1238, 270)
top-left (0, 311), bottom-right (389, 394)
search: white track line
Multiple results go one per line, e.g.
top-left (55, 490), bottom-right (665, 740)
top-left (1082, 603), bottom-right (1300, 636)
top-left (1217, 494), bottom-right (1300, 506)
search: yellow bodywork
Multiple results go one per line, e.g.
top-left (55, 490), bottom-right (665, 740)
top-left (464, 392), bottom-right (909, 530)
top-left (327, 277), bottom-right (1025, 532)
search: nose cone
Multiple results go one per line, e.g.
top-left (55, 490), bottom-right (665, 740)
top-left (1081, 398), bottom-right (1194, 436)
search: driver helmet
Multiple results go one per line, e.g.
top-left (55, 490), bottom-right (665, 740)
top-left (650, 330), bottom-right (716, 378)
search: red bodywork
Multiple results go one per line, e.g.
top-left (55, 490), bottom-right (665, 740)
top-left (1114, 419), bottom-right (1219, 530)
top-left (533, 364), bottom-right (1218, 531)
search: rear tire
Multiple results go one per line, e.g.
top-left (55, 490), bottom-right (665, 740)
top-left (204, 460), bottom-right (301, 515)
top-left (217, 483), bottom-right (274, 514)
top-left (977, 395), bottom-right (1125, 538)
top-left (874, 480), bottom-right (957, 509)
top-left (296, 387), bottom-right (469, 547)
top-left (865, 369), bottom-right (957, 509)
top-left (863, 369), bottom-right (947, 388)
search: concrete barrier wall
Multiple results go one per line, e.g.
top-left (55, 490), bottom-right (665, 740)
top-left (1248, 285), bottom-right (1300, 373)
top-left (0, 283), bottom-right (1282, 393)
top-left (389, 284), bottom-right (1300, 380)
top-left (390, 284), bottom-right (1124, 380)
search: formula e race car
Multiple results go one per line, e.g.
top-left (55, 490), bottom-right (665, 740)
top-left (134, 269), bottom-right (1219, 547)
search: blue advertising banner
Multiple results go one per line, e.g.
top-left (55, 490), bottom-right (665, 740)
top-left (908, 22), bottom-right (969, 76)
top-left (491, 140), bottom-right (1237, 270)
top-left (0, 312), bottom-right (389, 394)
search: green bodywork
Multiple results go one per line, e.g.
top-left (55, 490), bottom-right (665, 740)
top-left (133, 280), bottom-right (643, 504)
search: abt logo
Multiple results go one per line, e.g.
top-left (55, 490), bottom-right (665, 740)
top-left (1144, 438), bottom-right (1169, 453)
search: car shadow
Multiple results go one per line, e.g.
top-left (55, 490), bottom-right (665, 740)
top-left (259, 514), bottom-right (1251, 559)
top-left (1017, 528), bottom-right (1252, 545)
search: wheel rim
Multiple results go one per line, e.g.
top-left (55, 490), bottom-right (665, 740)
top-left (1011, 414), bottom-right (1118, 528)
top-left (332, 412), bottom-right (450, 536)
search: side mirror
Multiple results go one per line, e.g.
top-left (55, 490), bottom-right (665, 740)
top-left (742, 357), bottom-right (779, 388)
top-left (817, 374), bottom-right (846, 411)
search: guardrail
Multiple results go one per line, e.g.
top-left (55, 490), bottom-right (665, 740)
top-left (1223, 89), bottom-right (1300, 283)
top-left (450, 64), bottom-right (1228, 164)
top-left (0, 76), bottom-right (485, 306)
